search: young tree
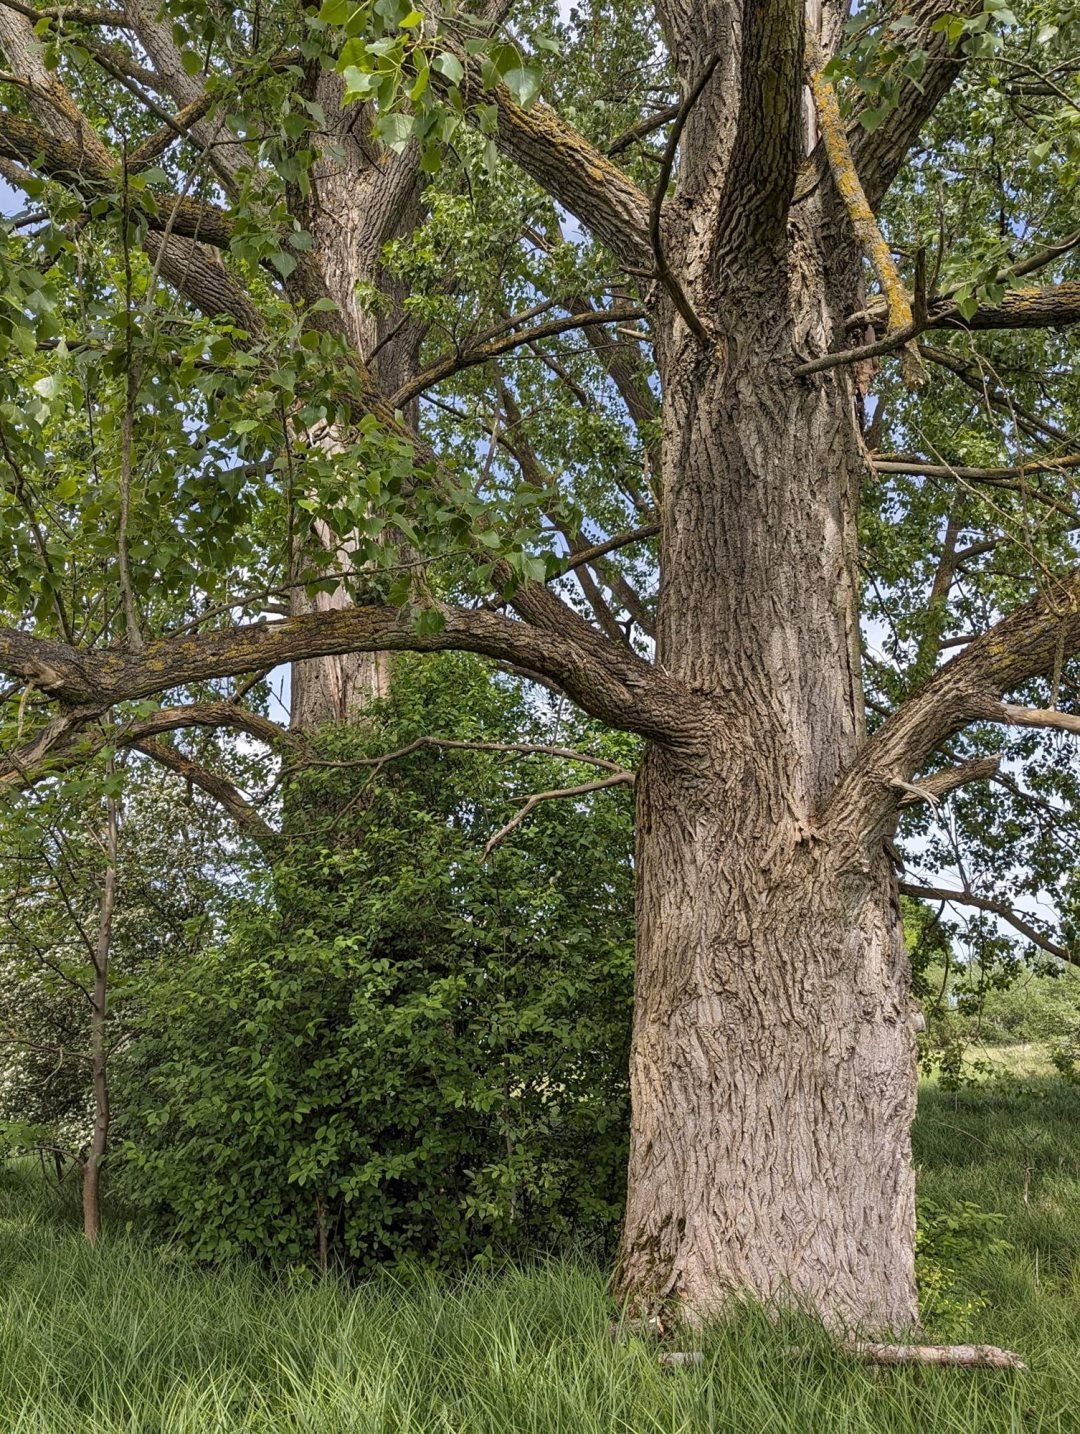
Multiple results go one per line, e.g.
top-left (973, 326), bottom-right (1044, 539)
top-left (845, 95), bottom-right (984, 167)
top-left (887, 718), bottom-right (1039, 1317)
top-left (0, 0), bottom-right (1078, 1332)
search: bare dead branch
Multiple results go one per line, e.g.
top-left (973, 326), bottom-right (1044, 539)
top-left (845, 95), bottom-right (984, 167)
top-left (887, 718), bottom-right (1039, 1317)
top-left (482, 770), bottom-right (634, 857)
top-left (844, 1341), bottom-right (1026, 1370)
top-left (898, 881), bottom-right (1072, 966)
top-left (990, 702), bottom-right (1080, 737)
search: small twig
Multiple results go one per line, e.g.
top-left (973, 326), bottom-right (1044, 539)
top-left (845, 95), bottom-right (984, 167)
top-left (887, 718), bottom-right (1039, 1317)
top-left (482, 771), bottom-right (634, 858)
top-left (290, 735), bottom-right (634, 779)
top-left (648, 55), bottom-right (719, 346)
top-left (608, 102), bottom-right (680, 156)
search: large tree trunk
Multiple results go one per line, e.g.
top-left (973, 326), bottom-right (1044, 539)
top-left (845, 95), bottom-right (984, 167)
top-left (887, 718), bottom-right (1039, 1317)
top-left (289, 81), bottom-right (420, 731)
top-left (613, 238), bottom-right (920, 1334)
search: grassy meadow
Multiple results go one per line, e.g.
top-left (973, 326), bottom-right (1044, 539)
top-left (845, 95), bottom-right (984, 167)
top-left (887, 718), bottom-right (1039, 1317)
top-left (1, 1064), bottom-right (1078, 1432)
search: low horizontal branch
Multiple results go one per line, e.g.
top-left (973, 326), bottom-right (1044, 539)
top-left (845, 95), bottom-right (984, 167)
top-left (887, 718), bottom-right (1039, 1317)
top-left (0, 601), bottom-right (685, 742)
top-left (0, 113), bottom-right (233, 249)
top-left (898, 881), bottom-right (1073, 966)
top-left (872, 453), bottom-right (1080, 483)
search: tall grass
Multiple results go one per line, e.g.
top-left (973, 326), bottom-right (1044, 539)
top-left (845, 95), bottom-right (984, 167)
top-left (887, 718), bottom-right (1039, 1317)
top-left (1, 1073), bottom-right (1078, 1432)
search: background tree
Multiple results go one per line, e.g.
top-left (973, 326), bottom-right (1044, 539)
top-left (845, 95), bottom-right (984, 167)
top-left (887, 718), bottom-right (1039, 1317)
top-left (0, 756), bottom-right (247, 1233)
top-left (0, 0), bottom-right (1078, 1337)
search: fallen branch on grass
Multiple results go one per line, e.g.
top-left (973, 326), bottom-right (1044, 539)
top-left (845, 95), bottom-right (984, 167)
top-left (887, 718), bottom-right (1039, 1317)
top-left (660, 1341), bottom-right (1027, 1371)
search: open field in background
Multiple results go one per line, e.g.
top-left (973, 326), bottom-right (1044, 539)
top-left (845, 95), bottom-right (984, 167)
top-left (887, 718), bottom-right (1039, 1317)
top-left (0, 1057), bottom-right (1078, 1433)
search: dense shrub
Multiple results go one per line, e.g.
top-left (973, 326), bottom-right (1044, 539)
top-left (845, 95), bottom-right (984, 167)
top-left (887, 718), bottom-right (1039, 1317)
top-left (113, 657), bottom-right (636, 1271)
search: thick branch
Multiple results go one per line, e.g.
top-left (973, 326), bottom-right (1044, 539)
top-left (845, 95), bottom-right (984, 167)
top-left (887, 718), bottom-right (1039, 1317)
top-left (0, 0), bottom-right (128, 24)
top-left (0, 113), bottom-right (234, 248)
top-left (806, 35), bottom-right (911, 342)
top-left (453, 60), bottom-right (651, 271)
top-left (991, 703), bottom-right (1080, 737)
top-left (826, 566), bottom-right (1080, 835)
top-left (135, 738), bottom-right (277, 850)
top-left (0, 603), bottom-right (690, 741)
top-left (852, 282), bottom-right (1080, 336)
top-left (842, 1341), bottom-right (1026, 1371)
top-left (898, 881), bottom-right (1072, 966)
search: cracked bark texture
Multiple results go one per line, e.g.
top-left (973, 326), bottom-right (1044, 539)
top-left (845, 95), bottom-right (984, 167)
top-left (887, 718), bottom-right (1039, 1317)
top-left (612, 188), bottom-right (919, 1330)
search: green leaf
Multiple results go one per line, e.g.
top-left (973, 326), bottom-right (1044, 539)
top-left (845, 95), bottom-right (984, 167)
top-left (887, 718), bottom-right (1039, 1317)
top-left (342, 66), bottom-right (378, 100)
top-left (376, 113), bottom-right (415, 153)
top-left (414, 606), bottom-right (446, 635)
top-left (432, 51), bottom-right (464, 84)
top-left (504, 65), bottom-right (542, 108)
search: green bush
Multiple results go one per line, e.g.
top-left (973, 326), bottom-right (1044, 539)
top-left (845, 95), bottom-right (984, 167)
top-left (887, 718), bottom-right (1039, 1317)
top-left (914, 1198), bottom-right (1012, 1338)
top-left (112, 656), bottom-right (636, 1272)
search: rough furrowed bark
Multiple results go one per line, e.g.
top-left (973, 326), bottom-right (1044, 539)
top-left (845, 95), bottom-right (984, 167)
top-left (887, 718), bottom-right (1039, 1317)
top-left (614, 212), bottom-right (919, 1334)
top-left (616, 740), bottom-right (918, 1332)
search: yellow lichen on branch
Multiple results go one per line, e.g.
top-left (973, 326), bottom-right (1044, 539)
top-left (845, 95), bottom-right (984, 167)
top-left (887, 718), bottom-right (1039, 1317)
top-left (805, 33), bottom-right (925, 386)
